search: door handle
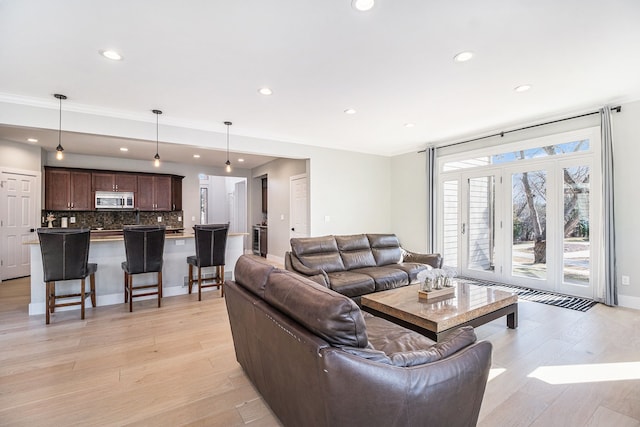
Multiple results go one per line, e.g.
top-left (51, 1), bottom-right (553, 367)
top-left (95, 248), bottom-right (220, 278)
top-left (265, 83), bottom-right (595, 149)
top-left (291, 228), bottom-right (295, 231)
top-left (30, 228), bottom-right (35, 232)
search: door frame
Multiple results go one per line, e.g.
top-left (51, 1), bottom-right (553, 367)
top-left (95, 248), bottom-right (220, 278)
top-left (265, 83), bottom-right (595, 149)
top-left (436, 127), bottom-right (601, 299)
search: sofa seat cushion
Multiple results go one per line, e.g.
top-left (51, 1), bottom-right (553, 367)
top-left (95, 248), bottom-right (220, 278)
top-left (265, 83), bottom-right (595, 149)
top-left (265, 269), bottom-right (369, 348)
top-left (351, 266), bottom-right (409, 291)
top-left (327, 271), bottom-right (375, 298)
top-left (394, 262), bottom-right (432, 283)
top-left (355, 313), bottom-right (478, 367)
top-left (363, 311), bottom-right (435, 353)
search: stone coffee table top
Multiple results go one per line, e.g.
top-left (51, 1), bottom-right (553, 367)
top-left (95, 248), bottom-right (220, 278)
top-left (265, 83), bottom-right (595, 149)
top-left (361, 281), bottom-right (518, 340)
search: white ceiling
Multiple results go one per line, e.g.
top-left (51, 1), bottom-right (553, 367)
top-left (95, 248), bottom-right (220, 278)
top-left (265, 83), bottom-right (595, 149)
top-left (1, 0), bottom-right (640, 161)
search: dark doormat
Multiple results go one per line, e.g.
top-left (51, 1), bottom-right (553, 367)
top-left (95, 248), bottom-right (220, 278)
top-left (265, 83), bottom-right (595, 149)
top-left (458, 277), bottom-right (598, 312)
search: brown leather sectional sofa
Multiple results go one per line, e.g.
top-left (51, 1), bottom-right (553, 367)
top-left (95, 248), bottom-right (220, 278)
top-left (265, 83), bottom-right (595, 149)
top-left (285, 233), bottom-right (442, 303)
top-left (225, 255), bottom-right (492, 427)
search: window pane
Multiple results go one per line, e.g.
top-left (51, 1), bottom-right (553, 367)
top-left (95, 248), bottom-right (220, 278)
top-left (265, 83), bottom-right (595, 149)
top-left (512, 170), bottom-right (547, 279)
top-left (443, 139), bottom-right (590, 171)
top-left (563, 166), bottom-right (590, 286)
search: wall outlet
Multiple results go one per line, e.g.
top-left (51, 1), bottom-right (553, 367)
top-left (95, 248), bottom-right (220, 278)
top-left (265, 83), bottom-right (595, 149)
top-left (622, 275), bottom-right (630, 285)
top-left (70, 216), bottom-right (76, 223)
top-left (178, 216), bottom-right (182, 222)
top-left (280, 214), bottom-right (285, 220)
top-left (324, 215), bottom-right (331, 222)
top-left (191, 216), bottom-right (196, 221)
top-left (157, 216), bottom-right (162, 222)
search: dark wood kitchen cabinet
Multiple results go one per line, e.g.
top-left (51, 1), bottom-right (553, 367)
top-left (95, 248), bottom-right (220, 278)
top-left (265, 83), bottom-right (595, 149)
top-left (44, 167), bottom-right (92, 211)
top-left (92, 172), bottom-right (137, 192)
top-left (171, 176), bottom-right (183, 211)
top-left (137, 175), bottom-right (172, 211)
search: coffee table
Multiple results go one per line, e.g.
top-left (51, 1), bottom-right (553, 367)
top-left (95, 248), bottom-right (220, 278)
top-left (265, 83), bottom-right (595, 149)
top-left (361, 281), bottom-right (518, 342)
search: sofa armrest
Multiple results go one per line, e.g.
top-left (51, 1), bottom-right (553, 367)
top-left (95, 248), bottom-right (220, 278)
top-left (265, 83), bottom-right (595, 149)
top-left (285, 252), bottom-right (330, 287)
top-left (322, 339), bottom-right (492, 426)
top-left (402, 249), bottom-right (443, 268)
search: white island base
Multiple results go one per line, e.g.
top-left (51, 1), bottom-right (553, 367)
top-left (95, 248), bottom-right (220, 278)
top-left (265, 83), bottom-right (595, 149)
top-left (28, 233), bottom-right (247, 316)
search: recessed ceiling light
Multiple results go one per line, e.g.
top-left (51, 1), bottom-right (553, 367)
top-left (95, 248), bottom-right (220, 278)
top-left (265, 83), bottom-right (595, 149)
top-left (352, 0), bottom-right (375, 11)
top-left (404, 123), bottom-right (415, 128)
top-left (193, 154), bottom-right (201, 158)
top-left (238, 158), bottom-right (245, 162)
top-left (453, 51), bottom-right (474, 62)
top-left (514, 84), bottom-right (531, 92)
top-left (27, 138), bottom-right (38, 143)
top-left (344, 108), bottom-right (357, 115)
top-left (119, 147), bottom-right (128, 152)
top-left (99, 49), bottom-right (123, 61)
top-left (258, 87), bottom-right (273, 96)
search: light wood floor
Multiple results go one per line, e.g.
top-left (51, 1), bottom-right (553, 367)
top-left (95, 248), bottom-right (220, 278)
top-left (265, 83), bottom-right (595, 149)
top-left (1, 263), bottom-right (639, 426)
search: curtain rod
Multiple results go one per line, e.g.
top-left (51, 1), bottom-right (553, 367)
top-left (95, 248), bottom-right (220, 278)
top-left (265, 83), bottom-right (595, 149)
top-left (418, 105), bottom-right (622, 152)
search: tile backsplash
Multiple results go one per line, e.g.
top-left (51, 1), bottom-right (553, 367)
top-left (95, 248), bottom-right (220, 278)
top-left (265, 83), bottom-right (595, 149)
top-left (41, 210), bottom-right (184, 230)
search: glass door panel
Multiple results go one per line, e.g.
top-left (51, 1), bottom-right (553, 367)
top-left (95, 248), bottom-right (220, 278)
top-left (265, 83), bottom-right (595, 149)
top-left (511, 169), bottom-right (547, 280)
top-left (562, 165), bottom-right (590, 286)
top-left (467, 176), bottom-right (495, 272)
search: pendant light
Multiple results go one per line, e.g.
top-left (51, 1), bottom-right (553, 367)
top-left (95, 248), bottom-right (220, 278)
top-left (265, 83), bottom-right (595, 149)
top-left (54, 94), bottom-right (67, 160)
top-left (224, 121), bottom-right (232, 173)
top-left (152, 109), bottom-right (162, 167)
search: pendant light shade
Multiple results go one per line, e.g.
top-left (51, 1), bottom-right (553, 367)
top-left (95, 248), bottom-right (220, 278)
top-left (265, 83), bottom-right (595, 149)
top-left (152, 109), bottom-right (162, 167)
top-left (54, 94), bottom-right (67, 160)
top-left (224, 121), bottom-right (232, 173)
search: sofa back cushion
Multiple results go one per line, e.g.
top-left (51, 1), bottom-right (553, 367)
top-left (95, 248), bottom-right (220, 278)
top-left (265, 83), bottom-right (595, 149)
top-left (234, 255), bottom-right (275, 298)
top-left (336, 234), bottom-right (376, 270)
top-left (265, 269), bottom-right (369, 348)
top-left (290, 236), bottom-right (346, 273)
top-left (368, 234), bottom-right (403, 266)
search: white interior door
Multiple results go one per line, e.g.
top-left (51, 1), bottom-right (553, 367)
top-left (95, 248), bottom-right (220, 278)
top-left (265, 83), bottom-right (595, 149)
top-left (290, 174), bottom-right (308, 238)
top-left (1, 171), bottom-right (38, 280)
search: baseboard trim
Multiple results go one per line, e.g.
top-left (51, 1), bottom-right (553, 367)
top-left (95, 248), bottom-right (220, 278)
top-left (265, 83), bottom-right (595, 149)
top-left (618, 294), bottom-right (640, 310)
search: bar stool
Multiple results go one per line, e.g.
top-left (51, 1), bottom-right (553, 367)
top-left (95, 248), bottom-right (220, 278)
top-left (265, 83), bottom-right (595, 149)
top-left (187, 224), bottom-right (229, 300)
top-left (121, 225), bottom-right (166, 312)
top-left (37, 228), bottom-right (97, 324)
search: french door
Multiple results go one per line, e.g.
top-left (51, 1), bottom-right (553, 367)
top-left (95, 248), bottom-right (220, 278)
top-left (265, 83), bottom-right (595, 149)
top-left (438, 130), bottom-right (599, 299)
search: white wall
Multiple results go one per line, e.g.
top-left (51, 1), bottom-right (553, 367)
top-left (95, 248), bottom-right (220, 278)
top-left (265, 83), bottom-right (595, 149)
top-left (0, 139), bottom-right (42, 171)
top-left (609, 100), bottom-right (640, 307)
top-left (390, 100), bottom-right (640, 309)
top-left (391, 151), bottom-right (428, 253)
top-left (252, 158), bottom-right (307, 260)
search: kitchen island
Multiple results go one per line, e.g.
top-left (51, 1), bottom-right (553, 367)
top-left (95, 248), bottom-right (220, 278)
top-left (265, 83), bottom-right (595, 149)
top-left (27, 231), bottom-right (247, 315)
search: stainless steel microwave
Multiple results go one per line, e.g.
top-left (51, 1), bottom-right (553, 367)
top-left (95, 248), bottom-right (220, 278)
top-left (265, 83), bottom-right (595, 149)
top-left (95, 191), bottom-right (134, 209)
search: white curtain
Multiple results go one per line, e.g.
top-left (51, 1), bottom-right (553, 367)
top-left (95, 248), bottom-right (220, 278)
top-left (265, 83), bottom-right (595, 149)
top-left (426, 147), bottom-right (437, 253)
top-left (601, 106), bottom-right (617, 306)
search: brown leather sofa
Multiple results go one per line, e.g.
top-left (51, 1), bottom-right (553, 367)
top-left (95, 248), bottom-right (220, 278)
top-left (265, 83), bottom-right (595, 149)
top-left (285, 234), bottom-right (442, 303)
top-left (225, 255), bottom-right (492, 427)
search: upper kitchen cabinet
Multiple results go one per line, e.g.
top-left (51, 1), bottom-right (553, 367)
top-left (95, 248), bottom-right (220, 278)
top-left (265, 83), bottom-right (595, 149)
top-left (137, 175), bottom-right (173, 211)
top-left (92, 172), bottom-right (138, 192)
top-left (44, 167), bottom-right (92, 211)
top-left (171, 176), bottom-right (183, 211)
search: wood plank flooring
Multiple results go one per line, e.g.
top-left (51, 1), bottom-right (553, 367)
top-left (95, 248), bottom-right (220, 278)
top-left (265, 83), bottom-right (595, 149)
top-left (1, 262), bottom-right (639, 426)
